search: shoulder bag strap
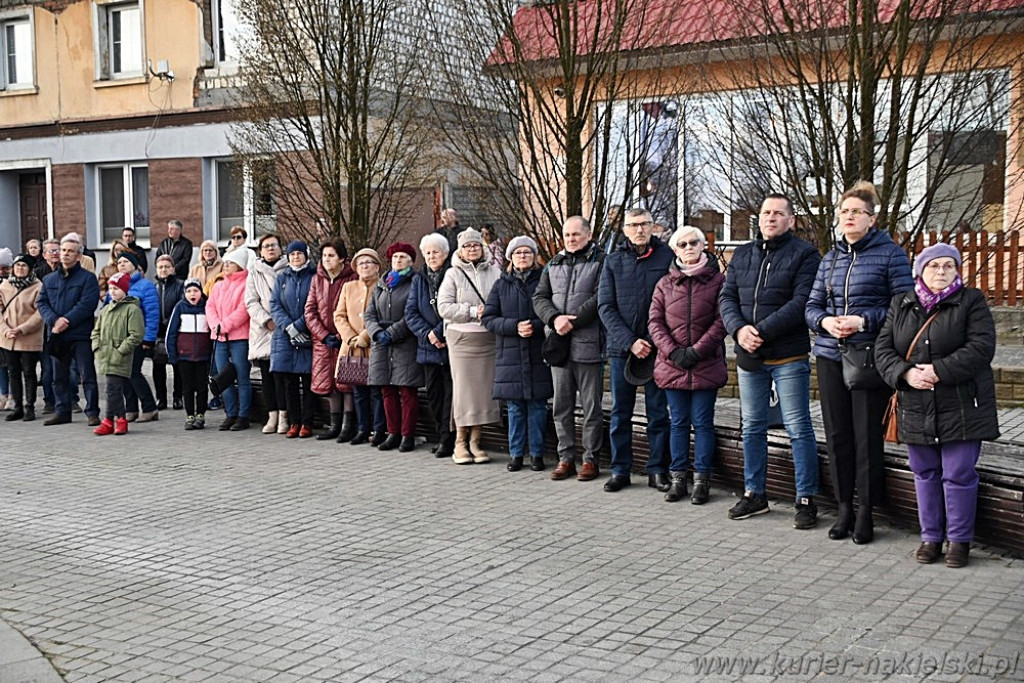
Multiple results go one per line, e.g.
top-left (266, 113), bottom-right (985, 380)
top-left (904, 310), bottom-right (941, 362)
top-left (458, 268), bottom-right (486, 304)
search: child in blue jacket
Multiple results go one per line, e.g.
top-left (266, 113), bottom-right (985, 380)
top-left (165, 279), bottom-right (213, 429)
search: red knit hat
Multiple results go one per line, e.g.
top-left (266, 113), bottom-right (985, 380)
top-left (109, 272), bottom-right (131, 294)
top-left (385, 242), bottom-right (416, 261)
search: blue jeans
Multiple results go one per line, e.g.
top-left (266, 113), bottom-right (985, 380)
top-left (51, 339), bottom-right (99, 417)
top-left (737, 359), bottom-right (819, 499)
top-left (608, 355), bottom-right (669, 476)
top-left (506, 399), bottom-right (548, 457)
top-left (665, 388), bottom-right (718, 473)
top-left (353, 385), bottom-right (385, 433)
top-left (39, 347), bottom-right (54, 405)
top-left (214, 340), bottom-right (251, 418)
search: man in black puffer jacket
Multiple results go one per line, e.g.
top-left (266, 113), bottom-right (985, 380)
top-left (719, 194), bottom-right (822, 527)
top-left (599, 208), bottom-right (674, 493)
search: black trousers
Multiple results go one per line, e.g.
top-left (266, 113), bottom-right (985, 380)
top-left (152, 358), bottom-right (182, 405)
top-left (105, 375), bottom-right (130, 419)
top-left (817, 356), bottom-right (890, 508)
top-left (177, 360), bottom-right (210, 416)
top-left (423, 363), bottom-right (454, 443)
top-left (255, 359), bottom-right (281, 412)
top-left (7, 350), bottom-right (39, 409)
top-left (283, 372), bottom-right (315, 425)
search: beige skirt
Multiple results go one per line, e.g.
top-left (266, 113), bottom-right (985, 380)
top-left (447, 327), bottom-right (500, 428)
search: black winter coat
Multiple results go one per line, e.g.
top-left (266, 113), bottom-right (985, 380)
top-left (719, 230), bottom-right (821, 360)
top-left (598, 236), bottom-right (674, 357)
top-left (155, 275), bottom-right (184, 338)
top-left (875, 287), bottom-right (999, 444)
top-left (483, 268), bottom-right (553, 401)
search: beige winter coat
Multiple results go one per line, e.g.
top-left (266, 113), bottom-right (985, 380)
top-left (0, 279), bottom-right (44, 352)
top-left (334, 277), bottom-right (375, 358)
top-left (437, 254), bottom-right (501, 334)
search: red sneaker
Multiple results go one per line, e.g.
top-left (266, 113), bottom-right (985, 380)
top-left (114, 417), bottom-right (129, 435)
top-left (93, 418), bottom-right (114, 436)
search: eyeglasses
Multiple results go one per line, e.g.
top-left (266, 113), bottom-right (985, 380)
top-left (677, 239), bottom-right (702, 248)
top-left (231, 235), bottom-right (245, 241)
top-left (462, 243), bottom-right (482, 249)
top-left (261, 243), bottom-right (280, 250)
top-left (511, 249), bottom-right (534, 257)
top-left (838, 208), bottom-right (874, 218)
top-left (625, 220), bottom-right (653, 229)
top-left (924, 262), bottom-right (957, 273)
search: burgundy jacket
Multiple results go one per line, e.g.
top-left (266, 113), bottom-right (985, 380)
top-left (649, 258), bottom-right (728, 391)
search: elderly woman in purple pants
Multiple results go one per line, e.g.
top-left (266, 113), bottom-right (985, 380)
top-left (875, 243), bottom-right (999, 569)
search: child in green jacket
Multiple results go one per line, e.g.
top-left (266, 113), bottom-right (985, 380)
top-left (91, 272), bottom-right (145, 435)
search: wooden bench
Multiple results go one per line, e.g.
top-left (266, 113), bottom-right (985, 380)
top-left (251, 379), bottom-right (1024, 554)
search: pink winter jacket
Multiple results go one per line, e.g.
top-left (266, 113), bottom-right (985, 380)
top-left (207, 269), bottom-right (251, 342)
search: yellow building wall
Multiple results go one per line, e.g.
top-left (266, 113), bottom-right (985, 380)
top-left (0, 0), bottom-right (202, 127)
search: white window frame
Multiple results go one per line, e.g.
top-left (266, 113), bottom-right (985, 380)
top-left (0, 13), bottom-right (34, 91)
top-left (212, 0), bottom-right (241, 67)
top-left (93, 0), bottom-right (145, 81)
top-left (97, 163), bottom-right (150, 245)
top-left (213, 159), bottom-right (276, 244)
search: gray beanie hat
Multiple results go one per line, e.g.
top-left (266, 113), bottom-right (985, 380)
top-left (457, 228), bottom-right (483, 249)
top-left (505, 236), bottom-right (538, 259)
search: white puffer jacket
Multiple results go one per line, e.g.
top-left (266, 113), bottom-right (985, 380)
top-left (245, 257), bottom-right (287, 360)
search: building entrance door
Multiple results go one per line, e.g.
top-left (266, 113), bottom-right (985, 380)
top-left (20, 172), bottom-right (48, 246)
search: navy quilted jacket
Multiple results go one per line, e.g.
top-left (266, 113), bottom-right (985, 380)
top-left (805, 228), bottom-right (914, 362)
top-left (719, 230), bottom-right (821, 360)
top-left (405, 266), bottom-right (449, 366)
top-left (598, 236), bottom-right (674, 357)
top-left (482, 268), bottom-right (552, 401)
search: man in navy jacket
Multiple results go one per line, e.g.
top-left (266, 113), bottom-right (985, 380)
top-left (598, 208), bottom-right (674, 492)
top-left (719, 194), bottom-right (821, 527)
top-left (36, 235), bottom-right (101, 426)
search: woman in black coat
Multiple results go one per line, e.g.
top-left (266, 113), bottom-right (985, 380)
top-left (875, 243), bottom-right (999, 569)
top-left (482, 236), bottom-right (552, 472)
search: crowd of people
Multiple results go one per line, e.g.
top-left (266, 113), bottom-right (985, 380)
top-left (0, 192), bottom-right (1000, 568)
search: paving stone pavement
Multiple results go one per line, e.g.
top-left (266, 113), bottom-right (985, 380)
top-left (1, 414), bottom-right (1022, 683)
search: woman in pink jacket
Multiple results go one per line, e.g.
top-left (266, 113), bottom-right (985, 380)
top-left (207, 248), bottom-right (253, 430)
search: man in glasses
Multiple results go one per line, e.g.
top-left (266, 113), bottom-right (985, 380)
top-left (122, 227), bottom-right (149, 274)
top-left (156, 219), bottom-right (194, 281)
top-left (598, 207), bottom-right (674, 492)
top-left (718, 193), bottom-right (821, 527)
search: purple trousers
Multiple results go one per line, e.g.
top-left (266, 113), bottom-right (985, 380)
top-left (907, 441), bottom-right (981, 543)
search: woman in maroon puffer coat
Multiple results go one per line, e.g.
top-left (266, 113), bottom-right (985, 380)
top-left (304, 237), bottom-right (357, 440)
top-left (648, 226), bottom-right (728, 505)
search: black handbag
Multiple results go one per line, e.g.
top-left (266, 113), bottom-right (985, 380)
top-left (541, 332), bottom-right (571, 367)
top-left (839, 340), bottom-right (886, 390)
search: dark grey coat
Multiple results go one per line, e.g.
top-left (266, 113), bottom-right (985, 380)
top-left (365, 276), bottom-right (424, 388)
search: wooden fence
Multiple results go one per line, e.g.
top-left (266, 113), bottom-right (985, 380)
top-left (901, 230), bottom-right (1021, 306)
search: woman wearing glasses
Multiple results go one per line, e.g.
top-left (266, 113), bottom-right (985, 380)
top-left (437, 229), bottom-right (501, 464)
top-left (481, 236), bottom-right (551, 472)
top-left (225, 226), bottom-right (248, 254)
top-left (805, 181), bottom-right (913, 544)
top-left (875, 245), bottom-right (998, 568)
top-left (648, 226), bottom-right (727, 504)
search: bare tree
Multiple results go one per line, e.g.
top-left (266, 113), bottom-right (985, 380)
top-left (229, 0), bottom-right (440, 249)
top-left (424, 0), bottom-right (678, 255)
top-left (693, 0), bottom-right (1024, 250)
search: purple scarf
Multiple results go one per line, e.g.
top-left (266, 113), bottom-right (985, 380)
top-left (915, 273), bottom-right (963, 313)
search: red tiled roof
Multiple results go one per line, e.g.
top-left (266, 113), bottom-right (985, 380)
top-left (487, 0), bottom-right (1024, 67)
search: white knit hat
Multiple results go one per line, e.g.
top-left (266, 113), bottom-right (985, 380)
top-left (223, 247), bottom-right (251, 270)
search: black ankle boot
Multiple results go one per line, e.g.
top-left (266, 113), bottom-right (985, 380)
top-left (829, 502), bottom-right (854, 540)
top-left (664, 472), bottom-right (688, 502)
top-left (336, 411), bottom-right (357, 443)
top-left (5, 408), bottom-right (24, 422)
top-left (398, 435), bottom-right (415, 452)
top-left (377, 433), bottom-right (401, 451)
top-left (23, 406), bottom-right (35, 422)
top-left (649, 473), bottom-right (671, 492)
top-left (530, 456), bottom-right (545, 471)
top-left (349, 429), bottom-right (369, 445)
top-left (691, 472), bottom-right (710, 505)
top-left (507, 457), bottom-right (523, 472)
top-left (434, 432), bottom-right (455, 458)
top-left (316, 412), bottom-right (342, 440)
top-left (370, 431), bottom-right (387, 447)
top-left (852, 506), bottom-right (874, 545)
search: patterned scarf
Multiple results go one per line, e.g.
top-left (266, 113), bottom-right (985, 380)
top-left (9, 273), bottom-right (36, 289)
top-left (385, 266), bottom-right (413, 290)
top-left (915, 273), bottom-right (963, 313)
